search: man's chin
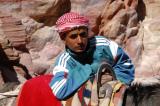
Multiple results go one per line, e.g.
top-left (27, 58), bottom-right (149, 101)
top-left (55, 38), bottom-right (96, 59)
top-left (74, 49), bottom-right (85, 53)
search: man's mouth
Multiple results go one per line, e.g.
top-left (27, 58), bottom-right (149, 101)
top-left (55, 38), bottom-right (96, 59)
top-left (75, 46), bottom-right (86, 52)
top-left (77, 46), bottom-right (85, 50)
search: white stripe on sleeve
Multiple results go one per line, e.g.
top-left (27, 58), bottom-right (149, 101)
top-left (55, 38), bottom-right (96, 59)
top-left (53, 79), bottom-right (67, 95)
top-left (109, 41), bottom-right (118, 59)
top-left (123, 62), bottom-right (131, 66)
top-left (53, 66), bottom-right (69, 75)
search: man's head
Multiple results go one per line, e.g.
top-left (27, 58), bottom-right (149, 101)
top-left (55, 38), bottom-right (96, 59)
top-left (56, 12), bottom-right (89, 53)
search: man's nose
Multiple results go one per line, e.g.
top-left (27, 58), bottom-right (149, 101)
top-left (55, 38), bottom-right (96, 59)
top-left (77, 35), bottom-right (83, 43)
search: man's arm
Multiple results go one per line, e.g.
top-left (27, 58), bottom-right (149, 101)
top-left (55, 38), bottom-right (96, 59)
top-left (49, 53), bottom-right (92, 100)
top-left (109, 41), bottom-right (135, 85)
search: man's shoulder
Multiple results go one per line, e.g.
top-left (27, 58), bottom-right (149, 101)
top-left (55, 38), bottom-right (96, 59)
top-left (54, 51), bottom-right (73, 68)
top-left (89, 35), bottom-right (107, 39)
top-left (56, 51), bottom-right (71, 62)
top-left (89, 35), bottom-right (110, 46)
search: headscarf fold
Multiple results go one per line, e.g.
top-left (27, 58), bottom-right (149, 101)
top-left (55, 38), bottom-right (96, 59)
top-left (56, 12), bottom-right (89, 33)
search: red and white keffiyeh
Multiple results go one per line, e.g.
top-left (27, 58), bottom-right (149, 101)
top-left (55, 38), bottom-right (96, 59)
top-left (56, 12), bottom-right (89, 33)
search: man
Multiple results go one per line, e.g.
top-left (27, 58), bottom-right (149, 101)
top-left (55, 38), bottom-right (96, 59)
top-left (49, 12), bottom-right (134, 100)
top-left (17, 12), bottom-right (134, 106)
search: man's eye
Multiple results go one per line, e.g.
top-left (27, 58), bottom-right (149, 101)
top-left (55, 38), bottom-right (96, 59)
top-left (70, 34), bottom-right (77, 39)
top-left (79, 32), bottom-right (87, 37)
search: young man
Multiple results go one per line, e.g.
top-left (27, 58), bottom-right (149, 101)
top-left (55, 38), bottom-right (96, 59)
top-left (49, 12), bottom-right (134, 100)
top-left (17, 12), bottom-right (134, 106)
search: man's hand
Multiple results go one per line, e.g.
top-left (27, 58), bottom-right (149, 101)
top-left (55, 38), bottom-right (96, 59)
top-left (90, 62), bottom-right (99, 75)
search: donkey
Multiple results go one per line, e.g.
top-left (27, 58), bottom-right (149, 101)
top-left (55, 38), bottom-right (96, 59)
top-left (123, 82), bottom-right (160, 106)
top-left (98, 62), bottom-right (160, 106)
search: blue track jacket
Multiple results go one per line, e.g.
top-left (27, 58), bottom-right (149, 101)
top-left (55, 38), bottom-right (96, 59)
top-left (49, 36), bottom-right (134, 99)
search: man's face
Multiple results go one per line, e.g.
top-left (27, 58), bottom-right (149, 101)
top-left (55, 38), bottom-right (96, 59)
top-left (64, 27), bottom-right (88, 53)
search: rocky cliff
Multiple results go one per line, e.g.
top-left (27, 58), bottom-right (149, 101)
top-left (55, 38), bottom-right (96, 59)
top-left (0, 0), bottom-right (160, 105)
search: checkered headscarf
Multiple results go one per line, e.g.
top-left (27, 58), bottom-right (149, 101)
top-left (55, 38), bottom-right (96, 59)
top-left (56, 12), bottom-right (89, 33)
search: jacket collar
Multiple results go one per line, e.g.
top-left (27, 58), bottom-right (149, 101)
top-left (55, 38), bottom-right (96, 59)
top-left (65, 43), bottom-right (93, 64)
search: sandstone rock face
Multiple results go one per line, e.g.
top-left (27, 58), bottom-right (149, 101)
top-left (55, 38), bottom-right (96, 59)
top-left (125, 0), bottom-right (160, 79)
top-left (0, 13), bottom-right (27, 50)
top-left (0, 0), bottom-right (71, 26)
top-left (0, 12), bottom-right (28, 86)
top-left (97, 0), bottom-right (139, 45)
top-left (71, 0), bottom-right (107, 36)
top-left (0, 0), bottom-right (160, 105)
top-left (21, 26), bottom-right (64, 75)
top-left (134, 17), bottom-right (160, 78)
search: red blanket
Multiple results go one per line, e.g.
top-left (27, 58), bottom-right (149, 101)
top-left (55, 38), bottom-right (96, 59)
top-left (16, 75), bottom-right (61, 106)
